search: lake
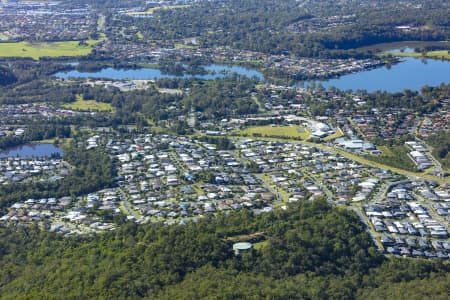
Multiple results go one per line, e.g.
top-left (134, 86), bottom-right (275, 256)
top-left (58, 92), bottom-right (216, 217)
top-left (0, 144), bottom-right (64, 158)
top-left (306, 57), bottom-right (450, 93)
top-left (54, 64), bottom-right (264, 81)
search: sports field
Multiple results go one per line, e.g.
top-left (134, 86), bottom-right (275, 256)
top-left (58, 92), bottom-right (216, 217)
top-left (237, 125), bottom-right (311, 139)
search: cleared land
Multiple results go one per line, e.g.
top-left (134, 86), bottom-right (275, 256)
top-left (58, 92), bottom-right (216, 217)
top-left (365, 145), bottom-right (417, 172)
top-left (174, 43), bottom-right (198, 49)
top-left (323, 127), bottom-right (344, 141)
top-left (63, 95), bottom-right (114, 112)
top-left (0, 36), bottom-right (104, 60)
top-left (237, 125), bottom-right (311, 139)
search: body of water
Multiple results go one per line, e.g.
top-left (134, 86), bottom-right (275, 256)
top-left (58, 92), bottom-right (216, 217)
top-left (55, 58), bottom-right (450, 93)
top-left (54, 64), bottom-right (264, 81)
top-left (306, 57), bottom-right (450, 93)
top-left (0, 144), bottom-right (64, 158)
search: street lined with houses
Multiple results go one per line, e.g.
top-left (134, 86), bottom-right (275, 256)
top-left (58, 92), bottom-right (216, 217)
top-left (0, 130), bottom-right (448, 259)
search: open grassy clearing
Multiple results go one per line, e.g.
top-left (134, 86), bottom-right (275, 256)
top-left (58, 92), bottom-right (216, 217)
top-left (332, 147), bottom-right (447, 183)
top-left (32, 138), bottom-right (56, 144)
top-left (377, 146), bottom-right (394, 156)
top-left (0, 35), bottom-right (105, 59)
top-left (225, 232), bottom-right (266, 243)
top-left (323, 127), bottom-right (344, 141)
top-left (253, 240), bottom-right (269, 250)
top-left (63, 94), bottom-right (114, 112)
top-left (365, 145), bottom-right (416, 172)
top-left (236, 125), bottom-right (311, 140)
top-left (174, 43), bottom-right (198, 49)
top-left (390, 50), bottom-right (450, 60)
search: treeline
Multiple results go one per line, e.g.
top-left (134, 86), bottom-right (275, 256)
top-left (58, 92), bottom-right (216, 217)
top-left (0, 140), bottom-right (116, 211)
top-left (71, 77), bottom-right (259, 121)
top-left (427, 131), bottom-right (450, 170)
top-left (0, 124), bottom-right (71, 150)
top-left (0, 80), bottom-right (76, 105)
top-left (0, 200), bottom-right (448, 299)
top-left (1, 61), bottom-right (73, 84)
top-left (114, 0), bottom-right (450, 58)
top-left (0, 66), bottom-right (17, 86)
top-left (364, 146), bottom-right (418, 172)
top-left (361, 84), bottom-right (450, 112)
top-left (182, 77), bottom-right (259, 118)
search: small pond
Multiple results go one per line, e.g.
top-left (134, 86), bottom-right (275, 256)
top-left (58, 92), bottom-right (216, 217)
top-left (0, 144), bottom-right (64, 158)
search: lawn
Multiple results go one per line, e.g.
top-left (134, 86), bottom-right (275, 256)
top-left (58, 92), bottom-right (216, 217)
top-left (377, 146), bottom-right (394, 156)
top-left (0, 36), bottom-right (105, 60)
top-left (323, 127), bottom-right (344, 141)
top-left (391, 50), bottom-right (450, 60)
top-left (63, 95), bottom-right (114, 112)
top-left (253, 240), bottom-right (269, 250)
top-left (174, 43), bottom-right (198, 49)
top-left (238, 125), bottom-right (311, 140)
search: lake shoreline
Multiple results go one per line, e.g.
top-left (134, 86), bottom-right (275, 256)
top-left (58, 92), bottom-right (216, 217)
top-left (0, 143), bottom-right (64, 159)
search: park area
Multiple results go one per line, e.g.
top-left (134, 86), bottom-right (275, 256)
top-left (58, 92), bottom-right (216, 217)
top-left (237, 125), bottom-right (311, 140)
top-left (63, 95), bottom-right (114, 112)
top-left (0, 36), bottom-right (104, 60)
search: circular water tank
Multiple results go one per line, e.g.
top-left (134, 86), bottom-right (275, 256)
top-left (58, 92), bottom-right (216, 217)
top-left (232, 242), bottom-right (252, 255)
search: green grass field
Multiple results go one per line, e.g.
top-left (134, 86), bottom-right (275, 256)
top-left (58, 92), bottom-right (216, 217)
top-left (365, 145), bottom-right (417, 172)
top-left (323, 127), bottom-right (344, 141)
top-left (63, 95), bottom-right (114, 112)
top-left (174, 43), bottom-right (198, 49)
top-left (253, 240), bottom-right (269, 250)
top-left (377, 146), bottom-right (394, 156)
top-left (0, 35), bottom-right (105, 60)
top-left (390, 50), bottom-right (450, 60)
top-left (237, 125), bottom-right (311, 140)
top-left (357, 41), bottom-right (450, 52)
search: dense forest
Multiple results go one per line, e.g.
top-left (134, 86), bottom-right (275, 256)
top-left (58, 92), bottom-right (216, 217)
top-left (113, 0), bottom-right (450, 57)
top-left (0, 66), bottom-right (17, 86)
top-left (0, 200), bottom-right (448, 299)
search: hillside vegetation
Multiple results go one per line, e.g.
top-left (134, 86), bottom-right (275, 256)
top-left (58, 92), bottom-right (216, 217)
top-left (0, 200), bottom-right (448, 299)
